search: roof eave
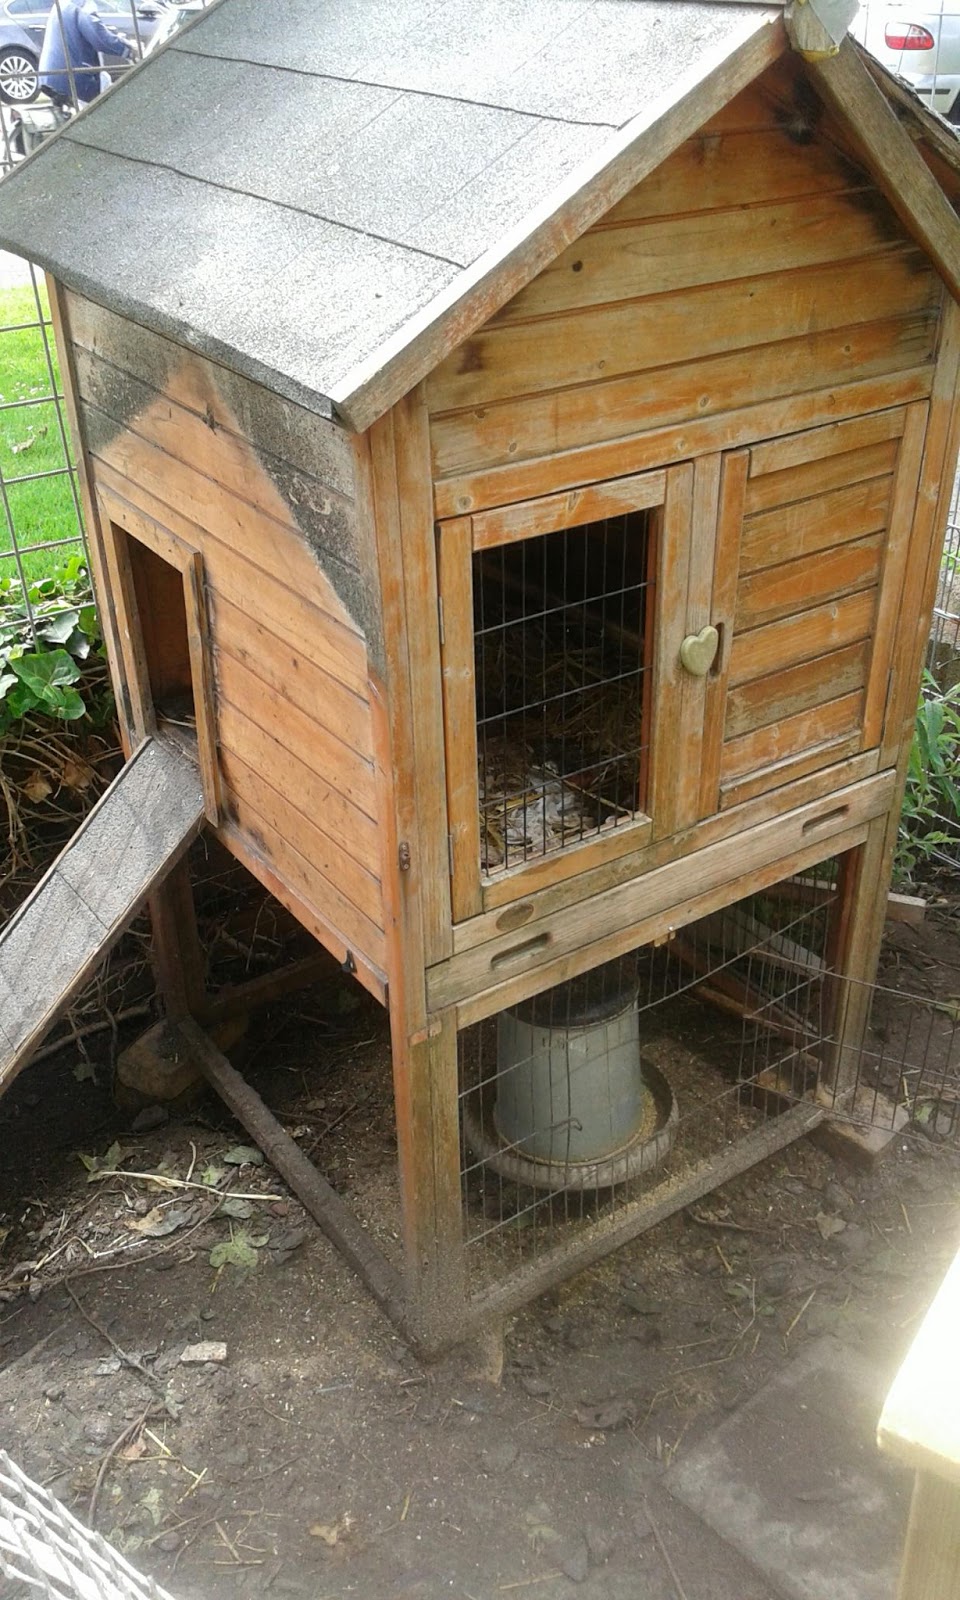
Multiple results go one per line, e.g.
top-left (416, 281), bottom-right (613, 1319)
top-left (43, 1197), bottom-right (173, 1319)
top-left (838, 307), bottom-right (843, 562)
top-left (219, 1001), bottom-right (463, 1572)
top-left (328, 7), bottom-right (787, 435)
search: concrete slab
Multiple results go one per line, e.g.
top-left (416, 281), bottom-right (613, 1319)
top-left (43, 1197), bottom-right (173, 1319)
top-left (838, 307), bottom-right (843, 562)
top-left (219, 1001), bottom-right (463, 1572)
top-left (665, 1338), bottom-right (911, 1600)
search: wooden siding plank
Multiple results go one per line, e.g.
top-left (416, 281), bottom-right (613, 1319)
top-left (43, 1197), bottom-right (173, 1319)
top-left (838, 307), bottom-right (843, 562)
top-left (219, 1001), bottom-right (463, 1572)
top-left (221, 765), bottom-right (385, 955)
top-left (724, 640), bottom-right (870, 740)
top-left (425, 250), bottom-right (938, 414)
top-left (470, 470), bottom-right (666, 550)
top-left (739, 474), bottom-right (893, 574)
top-left (66, 290), bottom-right (357, 499)
top-left (743, 438), bottom-right (900, 514)
top-left (216, 817), bottom-right (386, 1005)
top-left (493, 192), bottom-right (904, 324)
top-left (94, 469), bottom-right (370, 698)
top-left (718, 732), bottom-right (864, 810)
top-left (84, 405), bottom-right (364, 640)
top-left (600, 126), bottom-right (869, 224)
top-left (211, 593), bottom-right (372, 761)
top-left (728, 590), bottom-right (878, 686)
top-left (214, 648), bottom-right (376, 821)
top-left (429, 316), bottom-right (935, 484)
top-left (720, 690), bottom-right (864, 782)
top-left (748, 405), bottom-right (906, 477)
top-left (676, 453), bottom-right (721, 830)
top-left (74, 345), bottom-right (362, 579)
top-left (432, 368), bottom-right (933, 519)
top-left (734, 534), bottom-right (883, 631)
top-left (216, 700), bottom-right (379, 875)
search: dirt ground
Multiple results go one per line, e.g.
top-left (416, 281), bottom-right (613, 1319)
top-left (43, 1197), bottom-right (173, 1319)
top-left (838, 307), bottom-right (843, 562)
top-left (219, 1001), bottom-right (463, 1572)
top-left (1, 890), bottom-right (959, 1600)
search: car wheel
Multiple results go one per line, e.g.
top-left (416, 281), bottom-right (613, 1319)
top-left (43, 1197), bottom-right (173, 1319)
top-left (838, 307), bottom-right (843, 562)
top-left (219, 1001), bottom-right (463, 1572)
top-left (0, 48), bottom-right (39, 105)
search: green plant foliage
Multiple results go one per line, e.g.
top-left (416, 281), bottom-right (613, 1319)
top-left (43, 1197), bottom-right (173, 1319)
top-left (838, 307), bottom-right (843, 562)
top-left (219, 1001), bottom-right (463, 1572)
top-left (896, 670), bottom-right (960, 883)
top-left (0, 555), bottom-right (109, 731)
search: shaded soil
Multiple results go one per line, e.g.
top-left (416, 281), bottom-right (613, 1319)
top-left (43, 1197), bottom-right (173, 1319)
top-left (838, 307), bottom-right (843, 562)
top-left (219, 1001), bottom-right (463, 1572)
top-left (1, 890), bottom-right (959, 1600)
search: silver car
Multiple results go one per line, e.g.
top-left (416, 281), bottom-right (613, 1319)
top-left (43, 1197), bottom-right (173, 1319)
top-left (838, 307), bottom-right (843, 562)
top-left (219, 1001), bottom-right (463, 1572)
top-left (0, 0), bottom-right (164, 104)
top-left (856, 2), bottom-right (960, 122)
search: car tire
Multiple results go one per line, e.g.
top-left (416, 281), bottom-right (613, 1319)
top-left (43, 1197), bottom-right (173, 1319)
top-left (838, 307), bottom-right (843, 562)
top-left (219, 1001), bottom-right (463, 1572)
top-left (948, 94), bottom-right (960, 127)
top-left (0, 47), bottom-right (39, 105)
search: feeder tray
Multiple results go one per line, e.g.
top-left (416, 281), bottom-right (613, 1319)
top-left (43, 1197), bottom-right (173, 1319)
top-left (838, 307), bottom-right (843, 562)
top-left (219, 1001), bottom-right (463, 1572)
top-left (462, 1056), bottom-right (677, 1192)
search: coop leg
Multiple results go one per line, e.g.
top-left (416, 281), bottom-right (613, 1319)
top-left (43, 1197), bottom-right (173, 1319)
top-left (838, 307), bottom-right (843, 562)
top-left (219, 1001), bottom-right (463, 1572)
top-left (390, 1007), bottom-right (468, 1352)
top-left (148, 858), bottom-right (207, 1021)
top-left (815, 814), bottom-right (907, 1161)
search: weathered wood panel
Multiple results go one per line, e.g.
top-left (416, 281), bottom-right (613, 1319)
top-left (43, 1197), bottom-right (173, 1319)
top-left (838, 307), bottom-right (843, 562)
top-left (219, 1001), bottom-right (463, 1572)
top-left (72, 303), bottom-right (387, 976)
top-left (0, 737), bottom-right (204, 1093)
top-left (427, 250), bottom-right (936, 416)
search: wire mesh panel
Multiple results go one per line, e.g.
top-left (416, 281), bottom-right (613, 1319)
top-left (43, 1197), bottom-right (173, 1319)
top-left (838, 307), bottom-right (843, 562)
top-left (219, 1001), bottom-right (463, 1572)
top-left (0, 264), bottom-right (87, 646)
top-left (474, 509), bottom-right (656, 875)
top-left (457, 857), bottom-right (841, 1304)
top-left (0, 1451), bottom-right (178, 1600)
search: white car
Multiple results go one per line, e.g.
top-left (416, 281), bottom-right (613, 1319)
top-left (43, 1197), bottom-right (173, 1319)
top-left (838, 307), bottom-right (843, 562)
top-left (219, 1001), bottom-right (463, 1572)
top-left (855, 3), bottom-right (960, 123)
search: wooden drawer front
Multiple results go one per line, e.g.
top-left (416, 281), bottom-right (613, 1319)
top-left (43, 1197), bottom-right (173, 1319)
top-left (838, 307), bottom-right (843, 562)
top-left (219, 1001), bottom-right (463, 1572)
top-left (709, 405), bottom-right (926, 810)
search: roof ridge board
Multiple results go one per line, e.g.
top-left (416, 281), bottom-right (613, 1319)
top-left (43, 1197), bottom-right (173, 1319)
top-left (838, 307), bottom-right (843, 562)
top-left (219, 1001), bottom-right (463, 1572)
top-left (167, 42), bottom-right (626, 129)
top-left (328, 5), bottom-right (786, 430)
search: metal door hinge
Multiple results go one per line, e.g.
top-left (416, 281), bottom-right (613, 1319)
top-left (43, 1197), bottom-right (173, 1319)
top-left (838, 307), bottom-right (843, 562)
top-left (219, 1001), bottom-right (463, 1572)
top-left (398, 840), bottom-right (412, 872)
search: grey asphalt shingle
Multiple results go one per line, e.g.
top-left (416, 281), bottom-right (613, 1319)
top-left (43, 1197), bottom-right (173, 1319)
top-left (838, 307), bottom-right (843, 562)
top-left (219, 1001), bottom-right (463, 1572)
top-left (0, 0), bottom-right (778, 421)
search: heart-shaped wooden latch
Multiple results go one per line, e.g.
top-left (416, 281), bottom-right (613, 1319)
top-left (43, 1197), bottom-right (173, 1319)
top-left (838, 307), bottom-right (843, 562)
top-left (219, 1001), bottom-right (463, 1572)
top-left (679, 625), bottom-right (719, 678)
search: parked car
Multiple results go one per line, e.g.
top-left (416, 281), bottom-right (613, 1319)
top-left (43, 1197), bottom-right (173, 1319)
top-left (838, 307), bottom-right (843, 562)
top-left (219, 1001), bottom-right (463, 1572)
top-left (0, 0), bottom-right (165, 104)
top-left (855, 3), bottom-right (960, 123)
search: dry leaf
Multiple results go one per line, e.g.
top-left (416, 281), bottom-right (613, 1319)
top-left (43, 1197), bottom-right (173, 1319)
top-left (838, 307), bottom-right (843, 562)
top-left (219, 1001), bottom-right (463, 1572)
top-left (10, 435), bottom-right (35, 455)
top-left (20, 771), bottom-right (52, 803)
top-left (120, 1435), bottom-right (147, 1462)
top-left (815, 1212), bottom-right (847, 1241)
top-left (60, 755), bottom-right (95, 792)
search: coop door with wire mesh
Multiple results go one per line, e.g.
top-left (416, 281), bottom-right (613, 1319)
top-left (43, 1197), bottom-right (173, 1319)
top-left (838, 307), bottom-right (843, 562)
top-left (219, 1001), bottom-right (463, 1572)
top-left (455, 852), bottom-right (847, 1315)
top-left (438, 468), bottom-right (679, 919)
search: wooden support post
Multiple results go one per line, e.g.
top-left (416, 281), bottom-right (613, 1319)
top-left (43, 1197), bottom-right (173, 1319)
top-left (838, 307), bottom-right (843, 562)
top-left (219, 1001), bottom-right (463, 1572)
top-left (147, 858), bottom-right (206, 1023)
top-left (364, 407), bottom-right (467, 1350)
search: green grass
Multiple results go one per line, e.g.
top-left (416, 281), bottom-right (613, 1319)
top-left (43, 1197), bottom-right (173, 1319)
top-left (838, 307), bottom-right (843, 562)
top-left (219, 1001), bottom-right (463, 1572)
top-left (0, 283), bottom-right (83, 585)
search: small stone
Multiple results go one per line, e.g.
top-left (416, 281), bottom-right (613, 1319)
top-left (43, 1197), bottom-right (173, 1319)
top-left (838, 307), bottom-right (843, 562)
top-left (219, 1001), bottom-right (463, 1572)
top-left (585, 1522), bottom-right (618, 1565)
top-left (83, 1414), bottom-right (111, 1445)
top-left (575, 1396), bottom-right (636, 1431)
top-left (480, 1442), bottom-right (518, 1473)
top-left (157, 1532), bottom-right (182, 1554)
top-left (836, 1223), bottom-right (871, 1259)
top-left (43, 1386), bottom-right (65, 1402)
top-left (621, 1290), bottom-right (663, 1315)
top-left (519, 1374), bottom-right (552, 1398)
top-left (180, 1341), bottom-right (227, 1365)
top-left (557, 1534), bottom-right (589, 1584)
top-left (130, 1104), bottom-right (169, 1133)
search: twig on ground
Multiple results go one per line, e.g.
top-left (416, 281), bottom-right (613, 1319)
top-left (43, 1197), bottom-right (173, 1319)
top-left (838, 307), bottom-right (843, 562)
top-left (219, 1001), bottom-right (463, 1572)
top-left (784, 1288), bottom-right (817, 1342)
top-left (63, 1280), bottom-right (166, 1397)
top-left (645, 1503), bottom-right (691, 1600)
top-left (89, 1405), bottom-right (155, 1527)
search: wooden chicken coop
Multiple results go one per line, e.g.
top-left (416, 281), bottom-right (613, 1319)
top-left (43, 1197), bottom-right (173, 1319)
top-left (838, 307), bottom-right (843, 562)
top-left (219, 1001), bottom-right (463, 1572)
top-left (1, 0), bottom-right (960, 1347)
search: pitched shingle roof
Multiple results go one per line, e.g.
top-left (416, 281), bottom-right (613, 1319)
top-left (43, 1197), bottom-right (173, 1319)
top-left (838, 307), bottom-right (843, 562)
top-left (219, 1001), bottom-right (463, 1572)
top-left (0, 1), bottom-right (793, 425)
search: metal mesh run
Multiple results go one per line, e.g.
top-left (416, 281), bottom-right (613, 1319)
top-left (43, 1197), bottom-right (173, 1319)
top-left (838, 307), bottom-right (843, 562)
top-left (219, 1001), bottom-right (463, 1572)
top-left (0, 1451), bottom-right (178, 1600)
top-left (0, 262), bottom-right (87, 644)
top-left (812, 972), bottom-right (960, 1146)
top-left (457, 857), bottom-right (840, 1300)
top-left (473, 510), bottom-right (656, 875)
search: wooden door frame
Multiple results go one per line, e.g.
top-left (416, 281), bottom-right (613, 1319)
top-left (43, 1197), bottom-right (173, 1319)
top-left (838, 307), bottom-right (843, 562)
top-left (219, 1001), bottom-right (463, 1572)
top-left (96, 485), bottom-right (221, 828)
top-left (437, 465), bottom-right (685, 923)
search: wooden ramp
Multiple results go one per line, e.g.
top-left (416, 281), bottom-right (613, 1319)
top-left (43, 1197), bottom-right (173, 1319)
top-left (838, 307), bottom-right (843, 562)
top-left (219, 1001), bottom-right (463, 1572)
top-left (0, 736), bottom-right (204, 1097)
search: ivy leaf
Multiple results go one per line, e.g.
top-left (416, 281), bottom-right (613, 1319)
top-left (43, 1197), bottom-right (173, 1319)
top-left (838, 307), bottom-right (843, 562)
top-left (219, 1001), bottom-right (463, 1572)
top-left (222, 1145), bottom-right (263, 1167)
top-left (12, 649), bottom-right (79, 694)
top-left (209, 1227), bottom-right (265, 1270)
top-left (36, 609), bottom-right (79, 645)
